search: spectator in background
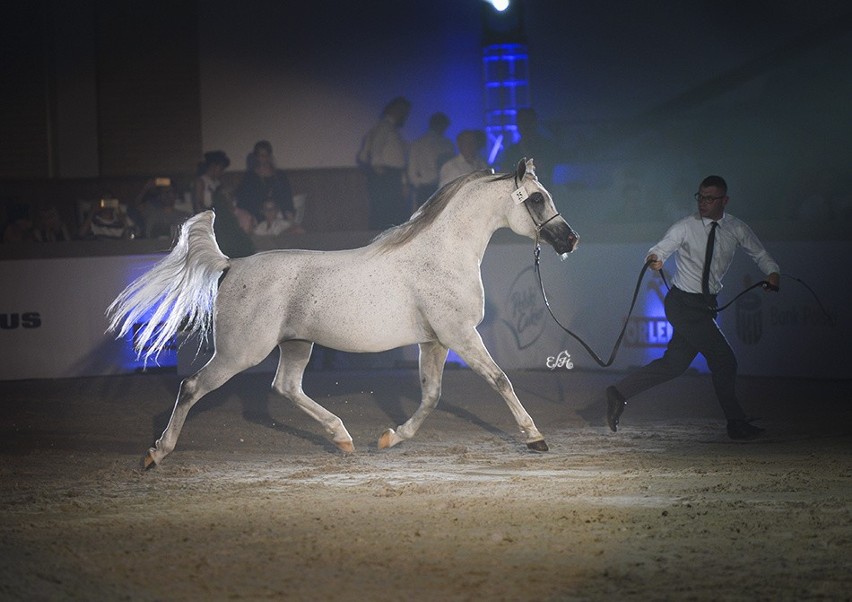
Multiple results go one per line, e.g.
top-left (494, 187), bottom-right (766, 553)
top-left (2, 202), bottom-right (36, 243)
top-left (501, 107), bottom-right (560, 185)
top-left (193, 150), bottom-right (230, 214)
top-left (254, 198), bottom-right (304, 236)
top-left (134, 179), bottom-right (191, 240)
top-left (358, 96), bottom-right (412, 229)
top-left (439, 129), bottom-right (488, 187)
top-left (78, 197), bottom-right (133, 239)
top-left (408, 112), bottom-right (454, 207)
top-left (235, 141), bottom-right (294, 223)
top-left (211, 187), bottom-right (255, 258)
top-left (33, 205), bottom-right (71, 242)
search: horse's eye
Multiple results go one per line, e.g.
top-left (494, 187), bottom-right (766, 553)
top-left (529, 192), bottom-right (544, 204)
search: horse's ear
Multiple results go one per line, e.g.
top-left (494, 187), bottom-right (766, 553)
top-left (516, 158), bottom-right (527, 180)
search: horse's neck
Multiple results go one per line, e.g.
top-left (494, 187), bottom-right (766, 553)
top-left (427, 179), bottom-right (510, 261)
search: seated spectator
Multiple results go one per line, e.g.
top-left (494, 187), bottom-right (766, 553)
top-left (78, 197), bottom-right (134, 239)
top-left (254, 199), bottom-right (292, 236)
top-left (236, 140), bottom-right (295, 222)
top-left (211, 187), bottom-right (255, 258)
top-left (254, 199), bottom-right (305, 236)
top-left (33, 205), bottom-right (71, 242)
top-left (134, 179), bottom-right (191, 240)
top-left (193, 150), bottom-right (230, 214)
top-left (439, 130), bottom-right (488, 187)
top-left (2, 202), bottom-right (36, 243)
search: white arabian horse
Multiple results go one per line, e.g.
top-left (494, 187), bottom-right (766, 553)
top-left (108, 159), bottom-right (579, 468)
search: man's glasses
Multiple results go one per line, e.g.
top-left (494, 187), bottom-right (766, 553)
top-left (694, 193), bottom-right (725, 204)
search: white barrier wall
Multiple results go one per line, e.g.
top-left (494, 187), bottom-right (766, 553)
top-left (1, 237), bottom-right (847, 380)
top-left (1, 255), bottom-right (164, 380)
top-left (479, 238), bottom-right (847, 378)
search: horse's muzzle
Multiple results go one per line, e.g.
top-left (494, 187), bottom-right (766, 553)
top-left (541, 220), bottom-right (579, 257)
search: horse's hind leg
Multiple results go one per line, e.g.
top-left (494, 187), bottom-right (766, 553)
top-left (144, 358), bottom-right (242, 468)
top-left (272, 340), bottom-right (354, 453)
top-left (446, 330), bottom-right (548, 451)
top-left (379, 341), bottom-right (448, 449)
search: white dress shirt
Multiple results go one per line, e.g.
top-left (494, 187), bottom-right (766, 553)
top-left (438, 154), bottom-right (488, 187)
top-left (358, 115), bottom-right (407, 169)
top-left (407, 131), bottom-right (455, 187)
top-left (649, 212), bottom-right (780, 294)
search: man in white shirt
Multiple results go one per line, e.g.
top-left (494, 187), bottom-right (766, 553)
top-left (408, 112), bottom-right (454, 207)
top-left (606, 175), bottom-right (780, 440)
top-left (439, 130), bottom-right (488, 188)
top-left (357, 97), bottom-right (411, 229)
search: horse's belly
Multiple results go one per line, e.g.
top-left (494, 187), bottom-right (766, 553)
top-left (304, 302), bottom-right (429, 353)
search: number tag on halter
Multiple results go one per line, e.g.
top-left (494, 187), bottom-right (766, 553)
top-left (511, 186), bottom-right (529, 204)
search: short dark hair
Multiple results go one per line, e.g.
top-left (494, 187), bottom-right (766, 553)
top-left (253, 140), bottom-right (273, 155)
top-left (428, 112), bottom-right (450, 131)
top-left (203, 150), bottom-right (230, 169)
top-left (700, 175), bottom-right (727, 193)
top-left (382, 96), bottom-right (411, 117)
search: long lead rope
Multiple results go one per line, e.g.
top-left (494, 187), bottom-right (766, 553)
top-left (533, 243), bottom-right (834, 368)
top-left (658, 269), bottom-right (833, 320)
top-left (533, 244), bottom-right (651, 367)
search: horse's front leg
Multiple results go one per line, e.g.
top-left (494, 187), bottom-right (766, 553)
top-left (447, 330), bottom-right (548, 451)
top-left (274, 340), bottom-right (354, 453)
top-left (379, 341), bottom-right (448, 449)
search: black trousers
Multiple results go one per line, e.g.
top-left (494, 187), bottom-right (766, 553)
top-left (616, 287), bottom-right (746, 421)
top-left (367, 167), bottom-right (407, 230)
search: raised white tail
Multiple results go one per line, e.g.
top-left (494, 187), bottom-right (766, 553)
top-left (106, 210), bottom-right (230, 363)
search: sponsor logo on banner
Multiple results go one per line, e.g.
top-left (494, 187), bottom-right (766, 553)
top-left (625, 277), bottom-right (671, 348)
top-left (0, 312), bottom-right (42, 330)
top-left (625, 316), bottom-right (672, 347)
top-left (502, 265), bottom-right (546, 350)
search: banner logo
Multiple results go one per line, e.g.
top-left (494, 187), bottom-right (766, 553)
top-left (0, 312), bottom-right (41, 330)
top-left (502, 265), bottom-right (546, 350)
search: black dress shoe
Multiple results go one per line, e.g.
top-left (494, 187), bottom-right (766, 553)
top-left (727, 419), bottom-right (765, 440)
top-left (606, 386), bottom-right (627, 432)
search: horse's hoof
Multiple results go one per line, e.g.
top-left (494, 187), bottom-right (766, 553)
top-left (378, 428), bottom-right (402, 449)
top-left (142, 451), bottom-right (157, 470)
top-left (527, 439), bottom-right (549, 452)
top-left (335, 439), bottom-right (355, 454)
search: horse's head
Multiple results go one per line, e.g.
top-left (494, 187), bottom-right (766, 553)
top-left (507, 158), bottom-right (579, 257)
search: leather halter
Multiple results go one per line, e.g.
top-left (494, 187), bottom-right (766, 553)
top-left (513, 175), bottom-right (562, 234)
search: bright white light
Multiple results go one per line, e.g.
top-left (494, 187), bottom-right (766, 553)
top-left (488, 0), bottom-right (510, 12)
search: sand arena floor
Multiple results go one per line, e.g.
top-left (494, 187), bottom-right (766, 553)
top-left (1, 368), bottom-right (850, 601)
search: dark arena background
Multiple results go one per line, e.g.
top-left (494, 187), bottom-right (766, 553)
top-left (2, 1), bottom-right (850, 600)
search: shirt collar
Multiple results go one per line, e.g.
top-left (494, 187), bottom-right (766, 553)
top-left (697, 212), bottom-right (726, 227)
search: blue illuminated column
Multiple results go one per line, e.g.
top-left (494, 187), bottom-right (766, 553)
top-left (482, 42), bottom-right (530, 165)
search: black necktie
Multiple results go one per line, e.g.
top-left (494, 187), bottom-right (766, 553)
top-left (701, 221), bottom-right (718, 295)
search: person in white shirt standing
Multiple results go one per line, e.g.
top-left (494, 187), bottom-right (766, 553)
top-left (439, 130), bottom-right (488, 188)
top-left (408, 112), bottom-right (454, 208)
top-left (358, 97), bottom-right (411, 229)
top-left (606, 175), bottom-right (781, 440)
